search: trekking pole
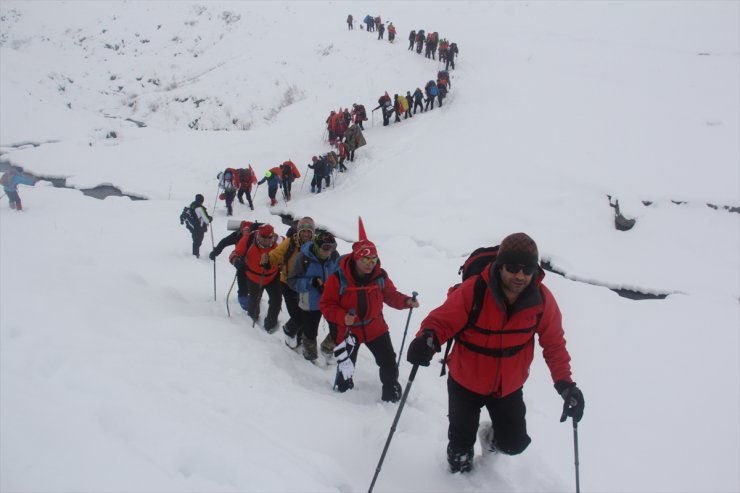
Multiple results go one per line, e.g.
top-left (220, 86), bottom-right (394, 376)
top-left (210, 227), bottom-right (217, 301)
top-left (226, 272), bottom-right (237, 317)
top-left (367, 364), bottom-right (420, 493)
top-left (371, 108), bottom-right (376, 128)
top-left (211, 184), bottom-right (220, 216)
top-left (251, 183), bottom-right (260, 205)
top-left (573, 419), bottom-right (581, 493)
top-left (396, 291), bottom-right (418, 367)
top-left (300, 166), bottom-right (309, 190)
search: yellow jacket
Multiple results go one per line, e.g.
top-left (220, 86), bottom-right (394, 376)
top-left (268, 234), bottom-right (304, 284)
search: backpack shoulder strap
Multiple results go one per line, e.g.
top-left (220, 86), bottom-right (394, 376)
top-left (440, 275), bottom-right (487, 376)
top-left (336, 267), bottom-right (349, 296)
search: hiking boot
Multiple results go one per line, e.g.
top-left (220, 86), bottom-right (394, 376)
top-left (302, 336), bottom-right (318, 361)
top-left (320, 334), bottom-right (336, 356)
top-left (335, 375), bottom-right (354, 393)
top-left (237, 295), bottom-right (249, 311)
top-left (381, 382), bottom-right (402, 403)
top-left (285, 331), bottom-right (299, 349)
top-left (263, 317), bottom-right (278, 334)
top-left (447, 444), bottom-right (474, 473)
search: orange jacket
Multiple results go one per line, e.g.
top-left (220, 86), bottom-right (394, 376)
top-left (230, 232), bottom-right (279, 284)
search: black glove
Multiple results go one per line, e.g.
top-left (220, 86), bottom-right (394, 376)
top-left (406, 329), bottom-right (439, 367)
top-left (232, 256), bottom-right (245, 270)
top-left (209, 251), bottom-right (217, 261)
top-left (555, 381), bottom-right (585, 423)
top-left (311, 277), bottom-right (323, 289)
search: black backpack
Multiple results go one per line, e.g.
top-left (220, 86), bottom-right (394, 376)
top-left (179, 206), bottom-right (199, 232)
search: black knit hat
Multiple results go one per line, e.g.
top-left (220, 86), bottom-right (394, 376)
top-left (194, 194), bottom-right (204, 204)
top-left (495, 233), bottom-right (539, 268)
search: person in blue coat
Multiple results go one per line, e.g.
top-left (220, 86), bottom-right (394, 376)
top-left (288, 231), bottom-right (340, 361)
top-left (257, 169), bottom-right (281, 207)
top-left (1, 168), bottom-right (35, 211)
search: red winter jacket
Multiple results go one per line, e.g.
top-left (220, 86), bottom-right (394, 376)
top-left (418, 265), bottom-right (572, 397)
top-left (320, 255), bottom-right (410, 344)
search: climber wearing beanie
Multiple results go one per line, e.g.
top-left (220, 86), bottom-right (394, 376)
top-left (229, 223), bottom-right (282, 332)
top-left (407, 232), bottom-right (584, 474)
top-left (185, 194), bottom-right (212, 258)
top-left (287, 230), bottom-right (341, 362)
top-left (320, 218), bottom-right (420, 403)
top-left (267, 217), bottom-right (317, 348)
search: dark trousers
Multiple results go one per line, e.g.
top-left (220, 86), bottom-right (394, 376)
top-left (237, 187), bottom-right (253, 208)
top-left (191, 226), bottom-right (205, 256)
top-left (282, 283), bottom-right (303, 336)
top-left (446, 56), bottom-right (455, 71)
top-left (408, 40), bottom-right (414, 50)
top-left (413, 100), bottom-right (423, 114)
top-left (282, 179), bottom-right (292, 199)
top-left (344, 331), bottom-right (398, 389)
top-left (447, 377), bottom-right (531, 455)
top-left (246, 276), bottom-right (282, 324)
top-left (311, 174), bottom-right (323, 192)
top-left (6, 190), bottom-right (21, 209)
top-left (236, 269), bottom-right (249, 297)
top-left (382, 108), bottom-right (390, 126)
top-left (224, 190), bottom-right (236, 215)
top-left (267, 185), bottom-right (278, 200)
top-left (425, 97), bottom-right (435, 111)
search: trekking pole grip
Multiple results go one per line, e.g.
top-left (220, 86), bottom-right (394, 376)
top-left (396, 291), bottom-right (418, 367)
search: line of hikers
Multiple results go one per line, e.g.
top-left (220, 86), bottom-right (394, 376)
top-left (187, 210), bottom-right (585, 475)
top-left (206, 215), bottom-right (420, 404)
top-left (408, 30), bottom-right (459, 70)
top-left (350, 15), bottom-right (460, 71)
top-left (373, 70), bottom-right (451, 126)
top-left (209, 128), bottom-right (367, 218)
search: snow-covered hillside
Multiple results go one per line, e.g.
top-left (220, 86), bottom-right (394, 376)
top-left (1, 2), bottom-right (738, 492)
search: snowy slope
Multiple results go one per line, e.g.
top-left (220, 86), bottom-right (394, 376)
top-left (1, 2), bottom-right (738, 492)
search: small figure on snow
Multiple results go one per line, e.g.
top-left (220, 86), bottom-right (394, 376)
top-left (1, 168), bottom-right (35, 211)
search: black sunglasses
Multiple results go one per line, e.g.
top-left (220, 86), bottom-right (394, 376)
top-left (503, 263), bottom-right (537, 275)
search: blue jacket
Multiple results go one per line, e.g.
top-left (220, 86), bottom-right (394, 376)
top-left (258, 173), bottom-right (280, 190)
top-left (1, 173), bottom-right (34, 192)
top-left (288, 241), bottom-right (340, 311)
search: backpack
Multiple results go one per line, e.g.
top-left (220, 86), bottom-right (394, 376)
top-left (326, 151), bottom-right (338, 168)
top-left (439, 245), bottom-right (541, 376)
top-left (0, 172), bottom-right (10, 186)
top-left (238, 168), bottom-right (251, 185)
top-left (334, 258), bottom-right (386, 296)
top-left (179, 205), bottom-right (199, 232)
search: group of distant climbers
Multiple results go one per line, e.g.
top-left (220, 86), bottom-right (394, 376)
top-left (374, 69), bottom-right (451, 126)
top-left (347, 14), bottom-right (460, 71)
top-left (408, 29), bottom-right (459, 71)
